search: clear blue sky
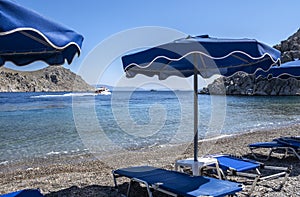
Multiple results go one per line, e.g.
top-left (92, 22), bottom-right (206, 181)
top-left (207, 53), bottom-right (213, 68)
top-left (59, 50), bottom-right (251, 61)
top-left (6, 0), bottom-right (300, 87)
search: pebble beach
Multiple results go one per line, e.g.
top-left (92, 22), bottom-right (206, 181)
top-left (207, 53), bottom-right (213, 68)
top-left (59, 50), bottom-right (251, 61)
top-left (1, 124), bottom-right (300, 197)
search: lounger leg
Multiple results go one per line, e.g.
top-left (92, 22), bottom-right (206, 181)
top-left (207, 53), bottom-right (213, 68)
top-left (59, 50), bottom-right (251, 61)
top-left (146, 185), bottom-right (153, 197)
top-left (127, 179), bottom-right (152, 197)
top-left (250, 148), bottom-right (272, 161)
top-left (131, 178), bottom-right (153, 197)
top-left (219, 169), bottom-right (226, 180)
top-left (112, 174), bottom-right (118, 189)
top-left (295, 151), bottom-right (300, 160)
top-left (289, 147), bottom-right (300, 160)
top-left (127, 180), bottom-right (132, 197)
top-left (281, 166), bottom-right (292, 187)
top-left (276, 165), bottom-right (292, 190)
top-left (214, 161), bottom-right (222, 180)
top-left (233, 171), bottom-right (260, 195)
top-left (249, 175), bottom-right (260, 195)
top-left (256, 165), bottom-right (292, 192)
top-left (282, 148), bottom-right (288, 159)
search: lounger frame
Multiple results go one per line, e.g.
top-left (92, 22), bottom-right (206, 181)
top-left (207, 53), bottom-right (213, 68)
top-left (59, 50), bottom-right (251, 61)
top-left (223, 163), bottom-right (290, 194)
top-left (249, 138), bottom-right (300, 161)
top-left (250, 146), bottom-right (300, 161)
top-left (202, 155), bottom-right (291, 195)
top-left (112, 166), bottom-right (243, 197)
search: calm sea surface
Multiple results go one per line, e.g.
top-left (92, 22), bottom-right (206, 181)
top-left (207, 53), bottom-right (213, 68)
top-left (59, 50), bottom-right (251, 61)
top-left (1, 91), bottom-right (300, 163)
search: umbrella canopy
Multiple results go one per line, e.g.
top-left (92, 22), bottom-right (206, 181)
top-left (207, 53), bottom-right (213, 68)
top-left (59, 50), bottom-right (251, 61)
top-left (123, 35), bottom-right (280, 79)
top-left (255, 60), bottom-right (300, 79)
top-left (0, 0), bottom-right (83, 66)
top-left (122, 35), bottom-right (281, 162)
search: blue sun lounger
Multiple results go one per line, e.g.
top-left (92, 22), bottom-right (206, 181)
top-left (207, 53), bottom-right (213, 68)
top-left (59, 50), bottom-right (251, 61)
top-left (205, 155), bottom-right (291, 194)
top-left (249, 136), bottom-right (300, 161)
top-left (0, 189), bottom-right (44, 197)
top-left (113, 166), bottom-right (243, 197)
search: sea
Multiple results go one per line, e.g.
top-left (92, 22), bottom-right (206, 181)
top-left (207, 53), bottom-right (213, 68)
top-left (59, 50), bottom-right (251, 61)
top-left (1, 91), bottom-right (300, 164)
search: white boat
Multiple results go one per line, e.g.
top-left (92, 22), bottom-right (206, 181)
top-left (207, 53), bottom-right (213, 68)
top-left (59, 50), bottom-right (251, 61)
top-left (95, 87), bottom-right (111, 95)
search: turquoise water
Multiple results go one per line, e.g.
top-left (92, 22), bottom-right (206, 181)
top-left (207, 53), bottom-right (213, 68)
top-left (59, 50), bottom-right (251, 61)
top-left (1, 91), bottom-right (300, 163)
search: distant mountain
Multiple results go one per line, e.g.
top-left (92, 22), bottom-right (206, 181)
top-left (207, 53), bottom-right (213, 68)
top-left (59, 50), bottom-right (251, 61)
top-left (274, 28), bottom-right (300, 63)
top-left (0, 66), bottom-right (94, 92)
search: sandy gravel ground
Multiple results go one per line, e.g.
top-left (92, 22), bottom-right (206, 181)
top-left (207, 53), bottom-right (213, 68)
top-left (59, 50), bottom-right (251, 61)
top-left (1, 124), bottom-right (300, 196)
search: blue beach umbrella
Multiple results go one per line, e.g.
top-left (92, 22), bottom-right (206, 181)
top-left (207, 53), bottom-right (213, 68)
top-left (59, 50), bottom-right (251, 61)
top-left (122, 35), bottom-right (281, 162)
top-left (255, 60), bottom-right (300, 79)
top-left (0, 0), bottom-right (83, 66)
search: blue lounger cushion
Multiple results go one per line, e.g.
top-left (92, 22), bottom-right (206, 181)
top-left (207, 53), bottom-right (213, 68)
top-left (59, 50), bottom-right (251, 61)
top-left (249, 141), bottom-right (287, 148)
top-left (114, 166), bottom-right (242, 197)
top-left (249, 137), bottom-right (300, 149)
top-left (0, 189), bottom-right (43, 197)
top-left (213, 155), bottom-right (261, 172)
top-left (275, 137), bottom-right (300, 148)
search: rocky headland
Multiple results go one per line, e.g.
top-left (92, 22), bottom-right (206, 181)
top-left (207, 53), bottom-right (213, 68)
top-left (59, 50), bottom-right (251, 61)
top-left (274, 28), bottom-right (300, 63)
top-left (201, 28), bottom-right (300, 95)
top-left (0, 66), bottom-right (94, 92)
top-left (200, 72), bottom-right (300, 95)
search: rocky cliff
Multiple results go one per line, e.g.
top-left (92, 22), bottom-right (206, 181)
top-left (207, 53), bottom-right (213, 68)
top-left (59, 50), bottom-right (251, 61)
top-left (0, 66), bottom-right (94, 92)
top-left (200, 72), bottom-right (300, 95)
top-left (274, 28), bottom-right (300, 63)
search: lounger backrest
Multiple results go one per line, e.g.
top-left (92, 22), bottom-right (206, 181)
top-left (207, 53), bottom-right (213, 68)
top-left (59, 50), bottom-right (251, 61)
top-left (275, 137), bottom-right (300, 148)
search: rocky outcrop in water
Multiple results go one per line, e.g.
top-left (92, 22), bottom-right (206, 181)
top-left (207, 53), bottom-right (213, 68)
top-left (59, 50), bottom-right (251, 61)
top-left (274, 28), bottom-right (300, 63)
top-left (200, 72), bottom-right (300, 95)
top-left (0, 66), bottom-right (94, 92)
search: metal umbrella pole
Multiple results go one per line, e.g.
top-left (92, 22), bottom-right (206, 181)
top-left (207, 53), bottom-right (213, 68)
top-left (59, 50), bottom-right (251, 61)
top-left (193, 55), bottom-right (199, 162)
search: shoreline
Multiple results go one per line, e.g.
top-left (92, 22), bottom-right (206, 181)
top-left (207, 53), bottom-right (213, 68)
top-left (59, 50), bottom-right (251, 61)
top-left (1, 124), bottom-right (300, 196)
top-left (1, 121), bottom-right (296, 167)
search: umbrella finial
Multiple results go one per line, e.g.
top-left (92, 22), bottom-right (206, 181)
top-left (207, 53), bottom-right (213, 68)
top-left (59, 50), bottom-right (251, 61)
top-left (186, 35), bottom-right (192, 39)
top-left (197, 35), bottom-right (209, 38)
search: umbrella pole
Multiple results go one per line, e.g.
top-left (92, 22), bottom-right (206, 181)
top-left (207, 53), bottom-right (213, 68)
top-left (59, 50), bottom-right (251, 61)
top-left (193, 64), bottom-right (198, 162)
